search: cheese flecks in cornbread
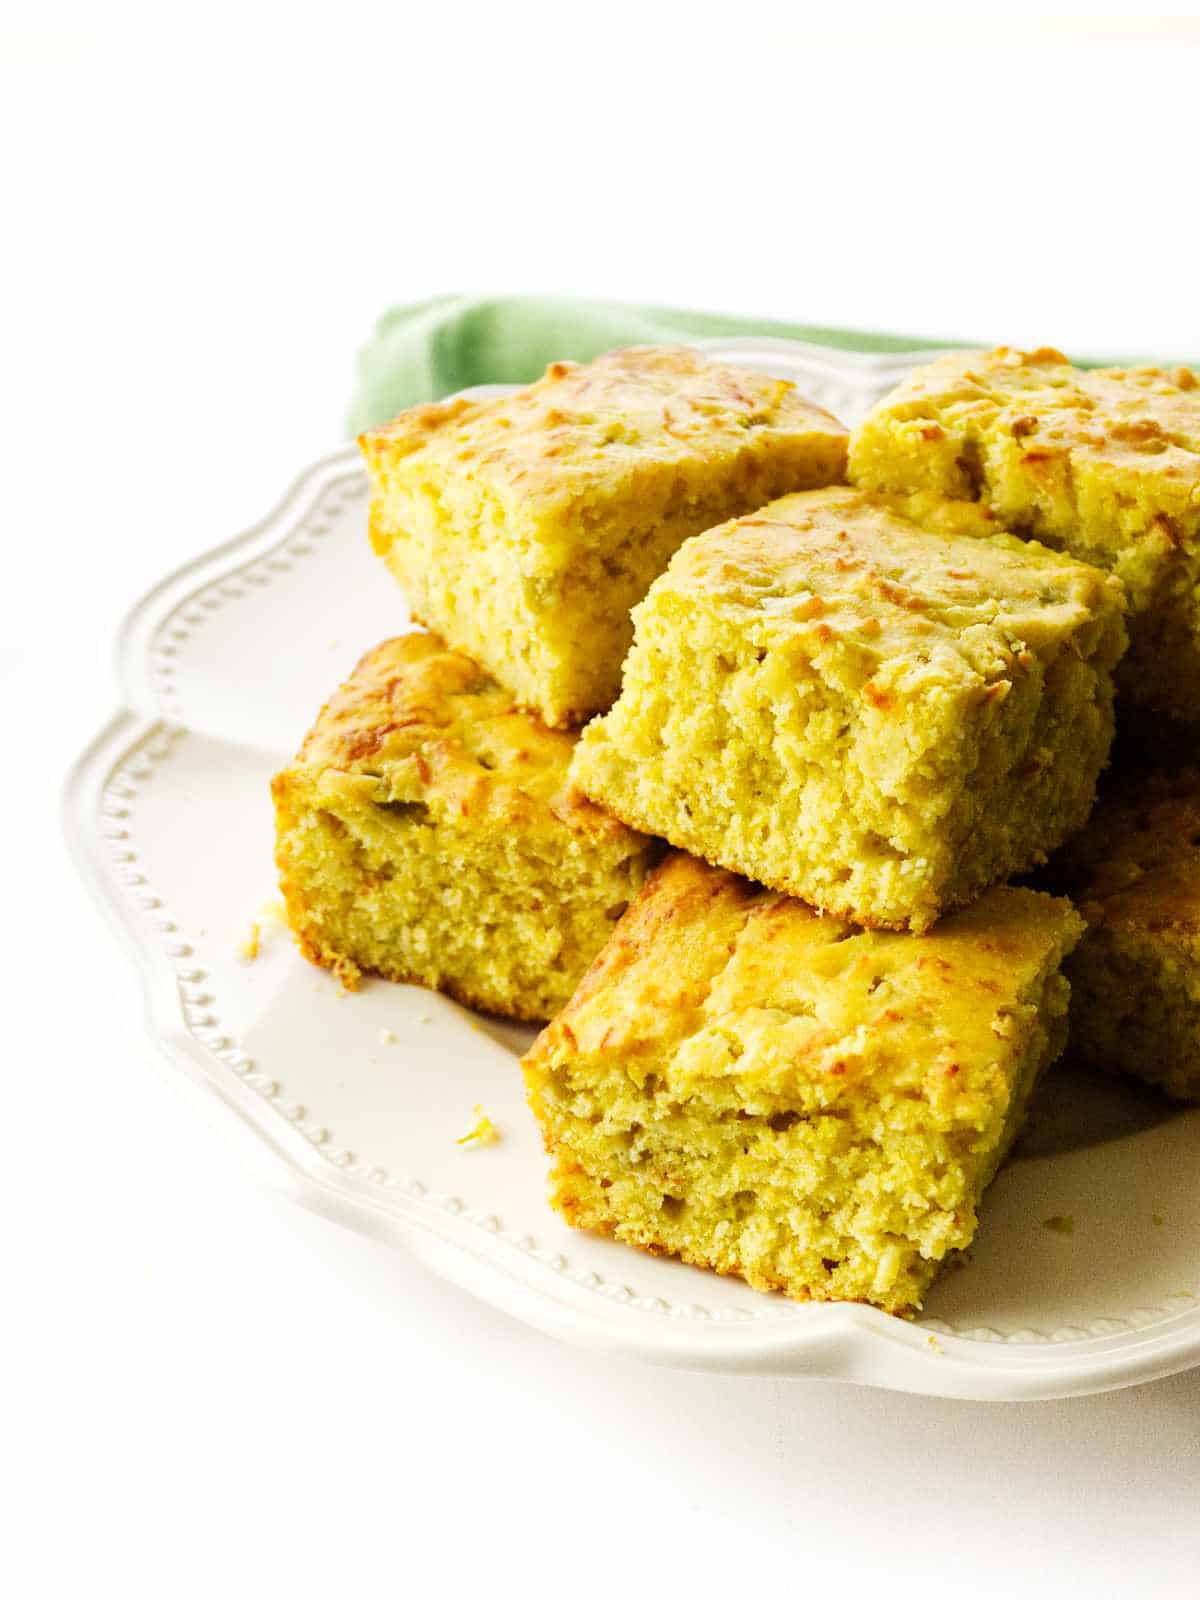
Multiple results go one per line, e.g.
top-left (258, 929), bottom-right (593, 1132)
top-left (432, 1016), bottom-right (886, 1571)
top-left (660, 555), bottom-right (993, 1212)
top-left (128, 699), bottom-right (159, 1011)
top-left (848, 347), bottom-right (1200, 722)
top-left (523, 854), bottom-right (1083, 1316)
top-left (272, 635), bottom-right (660, 1022)
top-left (1049, 768), bottom-right (1200, 1102)
top-left (359, 346), bottom-right (848, 728)
top-left (570, 486), bottom-right (1126, 934)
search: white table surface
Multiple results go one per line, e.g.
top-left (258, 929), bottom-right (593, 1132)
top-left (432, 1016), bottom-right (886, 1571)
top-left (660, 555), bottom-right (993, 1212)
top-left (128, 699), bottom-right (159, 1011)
top-left (6, 11), bottom-right (1199, 1596)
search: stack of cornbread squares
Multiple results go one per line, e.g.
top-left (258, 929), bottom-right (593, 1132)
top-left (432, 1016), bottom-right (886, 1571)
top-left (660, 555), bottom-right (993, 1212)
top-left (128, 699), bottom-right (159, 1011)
top-left (273, 343), bottom-right (1200, 1317)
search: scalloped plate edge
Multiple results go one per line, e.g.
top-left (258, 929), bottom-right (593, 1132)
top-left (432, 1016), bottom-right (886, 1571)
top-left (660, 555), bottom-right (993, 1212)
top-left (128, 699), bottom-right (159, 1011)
top-left (61, 339), bottom-right (1200, 1399)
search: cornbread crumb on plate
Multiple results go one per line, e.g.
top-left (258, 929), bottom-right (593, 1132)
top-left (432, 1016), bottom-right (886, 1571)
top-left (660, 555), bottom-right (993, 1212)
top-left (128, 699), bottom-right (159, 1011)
top-left (272, 634), bottom-right (659, 1022)
top-left (523, 853), bottom-right (1083, 1316)
top-left (236, 898), bottom-right (287, 963)
top-left (570, 484), bottom-right (1126, 933)
top-left (360, 345), bottom-right (848, 727)
top-left (849, 346), bottom-right (1200, 721)
top-left (1049, 766), bottom-right (1200, 1102)
top-left (1042, 1214), bottom-right (1076, 1236)
top-left (458, 1106), bottom-right (501, 1148)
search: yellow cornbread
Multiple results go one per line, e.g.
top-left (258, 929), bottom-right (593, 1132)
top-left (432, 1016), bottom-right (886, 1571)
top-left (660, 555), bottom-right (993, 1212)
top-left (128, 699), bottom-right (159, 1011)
top-left (1050, 768), bottom-right (1200, 1102)
top-left (523, 853), bottom-right (1083, 1315)
top-left (359, 346), bottom-right (848, 727)
top-left (272, 634), bottom-right (659, 1021)
top-left (571, 486), bottom-right (1126, 933)
top-left (849, 347), bottom-right (1200, 722)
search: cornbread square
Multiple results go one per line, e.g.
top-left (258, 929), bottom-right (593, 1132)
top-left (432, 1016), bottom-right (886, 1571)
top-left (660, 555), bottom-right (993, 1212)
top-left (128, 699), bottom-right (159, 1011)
top-left (1050, 768), bottom-right (1200, 1102)
top-left (272, 635), bottom-right (659, 1022)
top-left (848, 347), bottom-right (1200, 722)
top-left (523, 854), bottom-right (1083, 1314)
top-left (571, 485), bottom-right (1126, 933)
top-left (359, 345), bottom-right (848, 727)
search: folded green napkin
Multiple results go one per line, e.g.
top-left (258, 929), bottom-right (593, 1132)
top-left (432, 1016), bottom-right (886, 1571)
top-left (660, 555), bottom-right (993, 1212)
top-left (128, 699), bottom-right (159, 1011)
top-left (347, 294), bottom-right (963, 434)
top-left (348, 294), bottom-right (1183, 434)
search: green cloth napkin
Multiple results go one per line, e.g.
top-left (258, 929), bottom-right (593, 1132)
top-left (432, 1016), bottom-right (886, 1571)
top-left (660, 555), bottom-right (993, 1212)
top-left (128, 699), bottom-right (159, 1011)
top-left (348, 294), bottom-right (1184, 434)
top-left (347, 294), bottom-right (964, 434)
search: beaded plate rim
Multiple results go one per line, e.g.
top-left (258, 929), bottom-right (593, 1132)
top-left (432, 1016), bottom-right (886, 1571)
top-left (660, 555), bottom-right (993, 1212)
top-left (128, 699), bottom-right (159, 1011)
top-left (61, 337), bottom-right (1200, 1400)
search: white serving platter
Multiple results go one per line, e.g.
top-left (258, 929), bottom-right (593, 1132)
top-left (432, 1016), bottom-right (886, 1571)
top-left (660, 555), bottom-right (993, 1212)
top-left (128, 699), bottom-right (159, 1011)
top-left (64, 337), bottom-right (1200, 1401)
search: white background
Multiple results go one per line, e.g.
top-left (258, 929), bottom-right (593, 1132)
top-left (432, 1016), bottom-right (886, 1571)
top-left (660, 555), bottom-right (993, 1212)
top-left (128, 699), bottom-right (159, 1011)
top-left (6, 7), bottom-right (1200, 1596)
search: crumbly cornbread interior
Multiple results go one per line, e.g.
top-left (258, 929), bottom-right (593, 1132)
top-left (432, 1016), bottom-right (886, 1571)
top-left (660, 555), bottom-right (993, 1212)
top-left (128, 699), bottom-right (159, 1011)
top-left (523, 855), bottom-right (1082, 1314)
top-left (272, 635), bottom-right (658, 1021)
top-left (360, 346), bottom-right (848, 726)
top-left (848, 347), bottom-right (1200, 721)
top-left (1050, 768), bottom-right (1200, 1101)
top-left (571, 486), bottom-right (1126, 933)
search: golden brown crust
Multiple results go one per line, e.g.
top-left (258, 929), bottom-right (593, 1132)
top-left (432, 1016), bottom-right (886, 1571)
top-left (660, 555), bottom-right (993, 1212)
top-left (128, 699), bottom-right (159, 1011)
top-left (272, 635), bottom-right (661, 1020)
top-left (854, 347), bottom-right (1200, 484)
top-left (360, 346), bottom-right (849, 729)
top-left (291, 632), bottom-right (638, 848)
top-left (849, 348), bottom-right (1200, 720)
top-left (527, 852), bottom-right (1082, 1108)
top-left (360, 345), bottom-right (848, 505)
top-left (526, 852), bottom-right (762, 1065)
top-left (524, 852), bottom-right (1080, 1311)
top-left (662, 484), bottom-right (1125, 681)
top-left (568, 484), bottom-right (1124, 933)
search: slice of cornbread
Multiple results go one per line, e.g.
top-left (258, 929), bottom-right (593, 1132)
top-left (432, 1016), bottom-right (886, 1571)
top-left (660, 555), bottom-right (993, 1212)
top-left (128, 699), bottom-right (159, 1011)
top-left (1049, 768), bottom-right (1200, 1102)
top-left (272, 635), bottom-right (659, 1022)
top-left (359, 345), bottom-right (848, 728)
top-left (570, 485), bottom-right (1126, 933)
top-left (523, 853), bottom-right (1083, 1315)
top-left (848, 347), bottom-right (1200, 722)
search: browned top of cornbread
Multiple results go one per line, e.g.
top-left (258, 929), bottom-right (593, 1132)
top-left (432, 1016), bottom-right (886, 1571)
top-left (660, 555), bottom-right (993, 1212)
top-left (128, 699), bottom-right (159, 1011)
top-left (294, 633), bottom-right (641, 843)
top-left (527, 853), bottom-right (1082, 1121)
top-left (658, 484), bottom-right (1125, 685)
top-left (1052, 767), bottom-right (1200, 937)
top-left (859, 346), bottom-right (1200, 503)
top-left (359, 345), bottom-right (847, 508)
